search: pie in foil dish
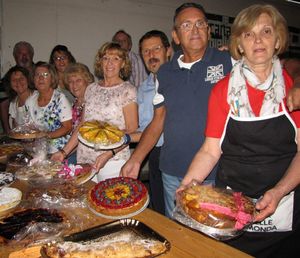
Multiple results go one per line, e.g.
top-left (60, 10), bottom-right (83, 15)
top-left (41, 219), bottom-right (169, 258)
top-left (178, 183), bottom-right (256, 230)
top-left (79, 120), bottom-right (124, 145)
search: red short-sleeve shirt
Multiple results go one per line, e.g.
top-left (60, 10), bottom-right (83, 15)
top-left (205, 70), bottom-right (300, 138)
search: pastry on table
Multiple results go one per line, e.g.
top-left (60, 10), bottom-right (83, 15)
top-left (42, 238), bottom-right (167, 258)
top-left (88, 177), bottom-right (148, 217)
top-left (179, 183), bottom-right (255, 230)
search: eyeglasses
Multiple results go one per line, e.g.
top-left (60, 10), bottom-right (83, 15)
top-left (177, 20), bottom-right (208, 32)
top-left (101, 56), bottom-right (123, 63)
top-left (242, 26), bottom-right (274, 41)
top-left (34, 72), bottom-right (50, 79)
top-left (142, 45), bottom-right (164, 56)
top-left (54, 56), bottom-right (67, 61)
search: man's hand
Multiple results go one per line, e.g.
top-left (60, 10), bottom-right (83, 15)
top-left (120, 158), bottom-right (140, 179)
top-left (287, 87), bottom-right (300, 112)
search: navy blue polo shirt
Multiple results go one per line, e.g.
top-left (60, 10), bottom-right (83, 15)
top-left (156, 47), bottom-right (232, 178)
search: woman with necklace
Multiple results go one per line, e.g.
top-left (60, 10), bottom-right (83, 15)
top-left (25, 62), bottom-right (72, 154)
top-left (53, 42), bottom-right (138, 182)
top-left (6, 66), bottom-right (34, 128)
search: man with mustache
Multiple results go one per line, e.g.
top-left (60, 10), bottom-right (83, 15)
top-left (135, 30), bottom-right (172, 215)
top-left (13, 41), bottom-right (35, 74)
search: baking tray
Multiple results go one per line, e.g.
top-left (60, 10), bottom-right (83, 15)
top-left (60, 218), bottom-right (170, 256)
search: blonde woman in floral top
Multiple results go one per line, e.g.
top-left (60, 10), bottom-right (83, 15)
top-left (51, 63), bottom-right (94, 163)
top-left (26, 62), bottom-right (72, 153)
top-left (53, 42), bottom-right (138, 182)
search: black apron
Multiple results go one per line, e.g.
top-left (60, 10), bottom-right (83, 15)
top-left (216, 105), bottom-right (300, 257)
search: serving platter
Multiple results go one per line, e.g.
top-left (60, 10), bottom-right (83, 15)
top-left (78, 134), bottom-right (125, 150)
top-left (172, 205), bottom-right (251, 241)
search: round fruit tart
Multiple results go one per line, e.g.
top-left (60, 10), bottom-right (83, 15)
top-left (88, 177), bottom-right (148, 217)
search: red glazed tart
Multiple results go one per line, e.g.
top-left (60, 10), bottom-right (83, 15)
top-left (88, 177), bottom-right (148, 217)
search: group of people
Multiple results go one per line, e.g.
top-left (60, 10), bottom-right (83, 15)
top-left (1, 2), bottom-right (300, 257)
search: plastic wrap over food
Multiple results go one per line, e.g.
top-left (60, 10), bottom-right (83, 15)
top-left (173, 181), bottom-right (256, 241)
top-left (26, 179), bottom-right (89, 209)
top-left (15, 160), bottom-right (62, 184)
top-left (0, 208), bottom-right (67, 246)
top-left (0, 206), bottom-right (98, 248)
top-left (9, 120), bottom-right (45, 139)
top-left (6, 151), bottom-right (33, 172)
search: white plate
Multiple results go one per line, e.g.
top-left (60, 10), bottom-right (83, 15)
top-left (0, 187), bottom-right (22, 212)
top-left (78, 134), bottom-right (125, 150)
top-left (87, 194), bottom-right (149, 220)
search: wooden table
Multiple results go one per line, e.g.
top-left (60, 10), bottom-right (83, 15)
top-left (0, 180), bottom-right (253, 258)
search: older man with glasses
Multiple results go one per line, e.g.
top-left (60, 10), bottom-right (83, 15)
top-left (121, 3), bottom-right (232, 217)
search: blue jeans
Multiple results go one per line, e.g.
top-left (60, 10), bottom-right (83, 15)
top-left (161, 172), bottom-right (182, 218)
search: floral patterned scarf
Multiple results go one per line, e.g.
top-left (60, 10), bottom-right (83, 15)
top-left (227, 56), bottom-right (285, 117)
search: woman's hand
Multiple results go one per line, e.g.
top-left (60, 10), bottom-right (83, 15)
top-left (93, 151), bottom-right (113, 172)
top-left (254, 188), bottom-right (283, 222)
top-left (51, 151), bottom-right (65, 162)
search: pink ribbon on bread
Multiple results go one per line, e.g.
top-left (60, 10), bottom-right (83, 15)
top-left (199, 192), bottom-right (252, 229)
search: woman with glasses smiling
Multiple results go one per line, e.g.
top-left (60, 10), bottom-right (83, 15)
top-left (25, 61), bottom-right (72, 154)
top-left (5, 66), bottom-right (34, 129)
top-left (49, 45), bottom-right (76, 103)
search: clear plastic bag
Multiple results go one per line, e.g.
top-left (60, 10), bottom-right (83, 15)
top-left (173, 181), bottom-right (256, 241)
top-left (25, 179), bottom-right (89, 209)
top-left (1, 205), bottom-right (98, 249)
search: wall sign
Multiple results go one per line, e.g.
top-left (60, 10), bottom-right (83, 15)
top-left (207, 12), bottom-right (300, 58)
